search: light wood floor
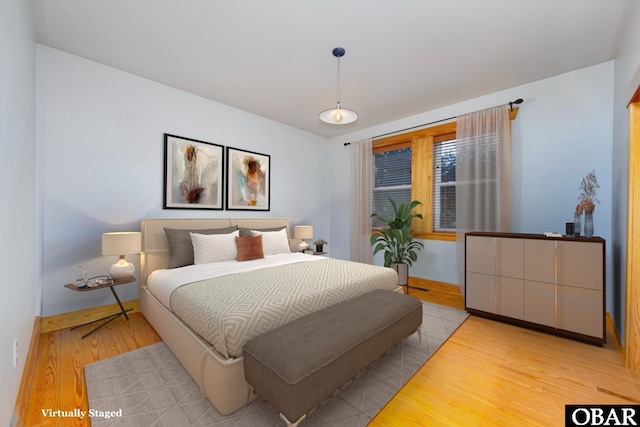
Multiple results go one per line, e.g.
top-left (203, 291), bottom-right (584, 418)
top-left (20, 312), bottom-right (161, 427)
top-left (373, 288), bottom-right (640, 426)
top-left (17, 287), bottom-right (640, 427)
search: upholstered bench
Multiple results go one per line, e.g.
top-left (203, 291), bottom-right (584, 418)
top-left (243, 289), bottom-right (423, 426)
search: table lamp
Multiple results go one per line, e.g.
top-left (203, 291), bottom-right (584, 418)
top-left (294, 225), bottom-right (313, 252)
top-left (102, 232), bottom-right (142, 279)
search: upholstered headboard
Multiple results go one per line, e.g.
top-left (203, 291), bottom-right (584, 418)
top-left (140, 217), bottom-right (291, 286)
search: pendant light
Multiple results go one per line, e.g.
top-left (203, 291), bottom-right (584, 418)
top-left (319, 47), bottom-right (358, 124)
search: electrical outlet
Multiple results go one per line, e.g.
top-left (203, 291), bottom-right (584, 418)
top-left (13, 339), bottom-right (18, 368)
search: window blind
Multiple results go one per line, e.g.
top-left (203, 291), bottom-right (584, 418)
top-left (433, 138), bottom-right (457, 231)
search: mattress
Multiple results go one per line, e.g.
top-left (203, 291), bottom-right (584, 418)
top-left (147, 254), bottom-right (398, 358)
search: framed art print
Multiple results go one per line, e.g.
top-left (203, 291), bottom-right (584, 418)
top-left (164, 134), bottom-right (224, 210)
top-left (226, 147), bottom-right (270, 211)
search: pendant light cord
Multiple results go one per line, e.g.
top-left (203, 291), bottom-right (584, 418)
top-left (336, 55), bottom-right (341, 108)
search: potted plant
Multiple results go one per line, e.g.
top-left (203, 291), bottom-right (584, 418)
top-left (370, 198), bottom-right (424, 286)
top-left (314, 239), bottom-right (328, 253)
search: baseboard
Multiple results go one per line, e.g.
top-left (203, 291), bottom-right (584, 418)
top-left (607, 312), bottom-right (625, 361)
top-left (408, 277), bottom-right (461, 296)
top-left (41, 299), bottom-right (140, 333)
top-left (12, 316), bottom-right (40, 427)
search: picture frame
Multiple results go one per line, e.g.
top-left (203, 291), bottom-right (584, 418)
top-left (226, 147), bottom-right (270, 211)
top-left (163, 134), bottom-right (224, 210)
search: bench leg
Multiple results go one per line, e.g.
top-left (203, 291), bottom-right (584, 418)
top-left (280, 413), bottom-right (306, 427)
top-left (417, 325), bottom-right (424, 343)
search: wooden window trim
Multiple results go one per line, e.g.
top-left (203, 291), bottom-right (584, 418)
top-left (370, 230), bottom-right (456, 242)
top-left (372, 121), bottom-right (457, 152)
top-left (373, 122), bottom-right (458, 241)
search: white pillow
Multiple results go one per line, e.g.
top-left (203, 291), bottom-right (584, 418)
top-left (251, 228), bottom-right (291, 255)
top-left (191, 230), bottom-right (240, 264)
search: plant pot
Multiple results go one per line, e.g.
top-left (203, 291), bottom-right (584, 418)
top-left (316, 245), bottom-right (324, 252)
top-left (391, 263), bottom-right (408, 286)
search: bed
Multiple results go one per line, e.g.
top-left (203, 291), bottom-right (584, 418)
top-left (139, 217), bottom-right (399, 415)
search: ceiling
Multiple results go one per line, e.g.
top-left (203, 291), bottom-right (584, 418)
top-left (32, 0), bottom-right (633, 138)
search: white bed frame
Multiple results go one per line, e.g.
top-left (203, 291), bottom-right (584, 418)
top-left (139, 217), bottom-right (292, 415)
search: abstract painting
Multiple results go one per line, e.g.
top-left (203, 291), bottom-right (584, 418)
top-left (164, 134), bottom-right (224, 210)
top-left (226, 147), bottom-right (270, 211)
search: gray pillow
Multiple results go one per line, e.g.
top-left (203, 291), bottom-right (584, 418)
top-left (164, 226), bottom-right (238, 268)
top-left (238, 226), bottom-right (286, 237)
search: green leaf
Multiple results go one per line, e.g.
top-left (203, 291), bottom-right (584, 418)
top-left (371, 197), bottom-right (424, 268)
top-left (383, 251), bottom-right (392, 268)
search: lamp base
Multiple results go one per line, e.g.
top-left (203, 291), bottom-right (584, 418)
top-left (109, 259), bottom-right (135, 279)
top-left (297, 240), bottom-right (310, 252)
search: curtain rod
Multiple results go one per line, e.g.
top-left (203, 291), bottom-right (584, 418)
top-left (343, 98), bottom-right (523, 146)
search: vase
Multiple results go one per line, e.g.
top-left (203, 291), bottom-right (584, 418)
top-left (390, 263), bottom-right (408, 287)
top-left (584, 211), bottom-right (594, 237)
top-left (316, 245), bottom-right (324, 253)
top-left (574, 212), bottom-right (581, 236)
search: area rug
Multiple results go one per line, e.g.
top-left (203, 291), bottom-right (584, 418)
top-left (85, 301), bottom-right (468, 427)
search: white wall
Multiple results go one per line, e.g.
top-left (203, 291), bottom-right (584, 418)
top-left (0, 0), bottom-right (37, 424)
top-left (330, 62), bottom-right (614, 302)
top-left (611, 1), bottom-right (640, 341)
top-left (37, 45), bottom-right (331, 316)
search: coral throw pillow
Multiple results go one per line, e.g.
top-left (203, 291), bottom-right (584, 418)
top-left (236, 235), bottom-right (265, 261)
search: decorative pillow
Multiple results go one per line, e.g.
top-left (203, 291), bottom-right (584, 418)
top-left (236, 235), bottom-right (265, 261)
top-left (191, 230), bottom-right (240, 264)
top-left (164, 226), bottom-right (238, 268)
top-left (251, 228), bottom-right (291, 255)
top-left (239, 226), bottom-right (286, 237)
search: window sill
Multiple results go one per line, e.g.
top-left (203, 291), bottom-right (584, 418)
top-left (414, 232), bottom-right (457, 242)
top-left (370, 230), bottom-right (457, 242)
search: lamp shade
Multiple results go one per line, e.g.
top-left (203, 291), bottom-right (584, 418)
top-left (293, 226), bottom-right (313, 240)
top-left (319, 107), bottom-right (358, 124)
top-left (102, 232), bottom-right (141, 256)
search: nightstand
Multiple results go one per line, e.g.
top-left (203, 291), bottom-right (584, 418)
top-left (64, 276), bottom-right (135, 339)
top-left (303, 249), bottom-right (327, 255)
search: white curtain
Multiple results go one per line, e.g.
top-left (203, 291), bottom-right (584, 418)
top-left (350, 138), bottom-right (373, 263)
top-left (455, 105), bottom-right (511, 296)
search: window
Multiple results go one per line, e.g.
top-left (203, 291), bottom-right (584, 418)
top-left (371, 122), bottom-right (457, 240)
top-left (433, 137), bottom-right (457, 231)
top-left (372, 147), bottom-right (412, 228)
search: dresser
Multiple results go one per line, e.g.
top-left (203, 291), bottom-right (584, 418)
top-left (465, 232), bottom-right (605, 345)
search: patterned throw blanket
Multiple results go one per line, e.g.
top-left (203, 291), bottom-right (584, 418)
top-left (170, 258), bottom-right (398, 358)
